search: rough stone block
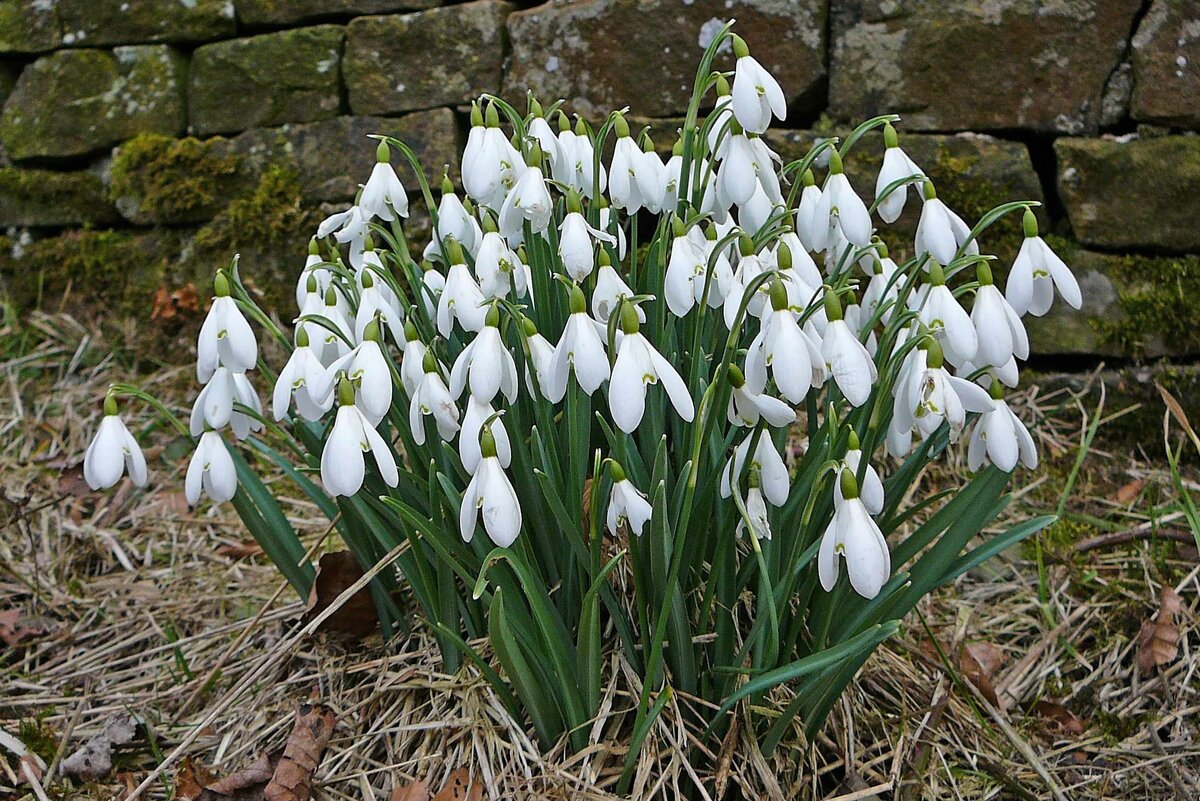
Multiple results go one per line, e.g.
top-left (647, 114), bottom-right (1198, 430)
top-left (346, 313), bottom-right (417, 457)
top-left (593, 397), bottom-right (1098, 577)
top-left (189, 25), bottom-right (345, 136)
top-left (0, 167), bottom-right (120, 227)
top-left (0, 1), bottom-right (59, 54)
top-left (1131, 0), bottom-right (1200, 129)
top-left (0, 46), bottom-right (187, 160)
top-left (237, 0), bottom-right (440, 26)
top-left (829, 0), bottom-right (1143, 134)
top-left (344, 1), bottom-right (511, 114)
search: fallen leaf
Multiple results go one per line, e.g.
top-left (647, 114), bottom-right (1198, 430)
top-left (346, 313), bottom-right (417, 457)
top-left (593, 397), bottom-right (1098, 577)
top-left (1115, 479), bottom-right (1147, 505)
top-left (302, 551), bottom-right (378, 638)
top-left (1137, 586), bottom-right (1184, 675)
top-left (263, 703), bottom-right (336, 801)
top-left (432, 768), bottom-right (482, 801)
top-left (151, 283), bottom-right (200, 321)
top-left (960, 642), bottom-right (1006, 709)
top-left (176, 757), bottom-right (216, 801)
top-left (0, 609), bottom-right (48, 649)
top-left (61, 712), bottom-right (140, 780)
top-left (217, 541), bottom-right (265, 559)
top-left (203, 752), bottom-right (275, 798)
top-left (1034, 700), bottom-right (1087, 737)
top-left (390, 780), bottom-right (431, 801)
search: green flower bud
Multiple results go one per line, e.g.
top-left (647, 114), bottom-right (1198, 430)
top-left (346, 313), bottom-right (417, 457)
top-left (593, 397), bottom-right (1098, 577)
top-left (567, 189), bottom-right (582, 215)
top-left (522, 316), bottom-right (538, 337)
top-left (769, 279), bottom-right (789, 311)
top-left (296, 326), bottom-right (310, 348)
top-left (715, 73), bottom-right (731, 97)
top-left (482, 211), bottom-right (498, 234)
top-left (526, 140), bottom-right (544, 168)
top-left (463, 197), bottom-right (476, 215)
top-left (470, 101), bottom-right (483, 127)
top-left (598, 248), bottom-right (612, 267)
top-left (776, 241), bottom-right (792, 271)
top-left (730, 118), bottom-right (744, 137)
top-left (306, 273), bottom-right (318, 294)
top-left (575, 116), bottom-right (588, 137)
top-left (361, 269), bottom-right (375, 288)
top-left (642, 134), bottom-right (655, 154)
top-left (422, 349), bottom-right (438, 374)
top-left (727, 364), bottom-right (746, 388)
top-left (447, 238), bottom-right (465, 265)
top-left (989, 377), bottom-right (1004, 401)
top-left (737, 233), bottom-right (754, 257)
top-left (823, 288), bottom-right (844, 322)
top-left (672, 137), bottom-right (684, 157)
top-left (802, 168), bottom-right (815, 188)
top-left (847, 429), bottom-right (861, 450)
top-left (839, 467), bottom-right (860, 500)
top-left (925, 336), bottom-right (945, 369)
top-left (613, 113), bottom-right (630, 139)
top-left (609, 460), bottom-right (627, 482)
top-left (376, 139), bottom-right (391, 164)
top-left (362, 232), bottom-right (375, 252)
top-left (1023, 207), bottom-right (1038, 239)
top-left (927, 259), bottom-right (946, 287)
top-left (308, 236), bottom-right (319, 256)
top-left (883, 122), bottom-right (899, 150)
top-left (568, 282), bottom-right (586, 314)
top-left (731, 33), bottom-right (749, 59)
top-left (484, 303), bottom-right (500, 328)
top-left (214, 271), bottom-right (231, 298)
top-left (441, 172), bottom-right (454, 196)
top-left (480, 425), bottom-right (497, 459)
top-left (705, 222), bottom-right (718, 241)
top-left (363, 316), bottom-right (382, 343)
top-left (324, 285), bottom-right (338, 305)
top-left (528, 94), bottom-right (543, 117)
top-left (619, 300), bottom-right (640, 335)
top-left (337, 377), bottom-right (355, 407)
top-left (828, 149), bottom-right (844, 175)
top-left (922, 179), bottom-right (937, 201)
top-left (672, 215), bottom-right (686, 238)
top-left (558, 110), bottom-right (571, 133)
top-left (404, 319), bottom-right (419, 342)
top-left (977, 262), bottom-right (994, 286)
top-left (485, 101), bottom-right (500, 128)
top-left (103, 394), bottom-right (119, 416)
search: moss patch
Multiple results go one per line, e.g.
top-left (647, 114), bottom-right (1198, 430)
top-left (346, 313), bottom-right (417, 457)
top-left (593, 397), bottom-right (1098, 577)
top-left (109, 133), bottom-right (242, 225)
top-left (1094, 253), bottom-right (1200, 359)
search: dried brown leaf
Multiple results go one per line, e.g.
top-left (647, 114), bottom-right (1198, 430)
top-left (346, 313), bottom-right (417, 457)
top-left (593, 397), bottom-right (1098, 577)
top-left (217, 541), bottom-right (265, 559)
top-left (1033, 700), bottom-right (1087, 738)
top-left (1115, 479), bottom-right (1147, 505)
top-left (302, 551), bottom-right (378, 638)
top-left (263, 704), bottom-right (336, 801)
top-left (390, 779), bottom-right (431, 801)
top-left (176, 757), bottom-right (216, 801)
top-left (960, 642), bottom-right (1006, 709)
top-left (203, 752), bottom-right (275, 798)
top-left (1137, 586), bottom-right (1184, 674)
top-left (151, 283), bottom-right (201, 321)
top-left (61, 712), bottom-right (140, 779)
top-left (0, 608), bottom-right (47, 648)
top-left (432, 769), bottom-right (482, 801)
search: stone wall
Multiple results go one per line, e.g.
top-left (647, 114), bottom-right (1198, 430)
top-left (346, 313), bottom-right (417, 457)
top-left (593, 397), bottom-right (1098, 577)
top-left (1, 0), bottom-right (1198, 360)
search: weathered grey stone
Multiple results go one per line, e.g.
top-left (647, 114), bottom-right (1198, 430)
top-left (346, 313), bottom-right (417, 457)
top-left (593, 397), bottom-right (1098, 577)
top-left (0, 1), bottom-right (59, 54)
top-left (237, 0), bottom-right (440, 26)
top-left (765, 128), bottom-right (1045, 256)
top-left (830, 0), bottom-right (1143, 134)
top-left (56, 0), bottom-right (237, 47)
top-left (1056, 135), bottom-right (1200, 253)
top-left (109, 133), bottom-right (249, 225)
top-left (0, 46), bottom-right (187, 161)
top-left (229, 110), bottom-right (461, 203)
top-left (344, 1), bottom-right (511, 114)
top-left (1024, 249), bottom-right (1200, 358)
top-left (1131, 0), bottom-right (1200, 129)
top-left (0, 167), bottom-right (120, 227)
top-left (189, 26), bottom-right (345, 136)
top-left (506, 0), bottom-right (826, 119)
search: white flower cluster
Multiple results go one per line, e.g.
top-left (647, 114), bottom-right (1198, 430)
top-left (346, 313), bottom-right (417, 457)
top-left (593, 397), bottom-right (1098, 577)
top-left (85, 33), bottom-right (1080, 600)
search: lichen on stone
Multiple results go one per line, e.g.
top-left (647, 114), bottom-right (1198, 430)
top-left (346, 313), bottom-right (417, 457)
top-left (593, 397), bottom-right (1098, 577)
top-left (109, 133), bottom-right (241, 224)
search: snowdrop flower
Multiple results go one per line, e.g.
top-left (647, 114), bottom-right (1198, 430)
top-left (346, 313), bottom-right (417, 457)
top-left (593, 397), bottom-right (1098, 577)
top-left (608, 117), bottom-right (659, 213)
top-left (818, 470), bottom-right (891, 599)
top-left (419, 261), bottom-right (446, 319)
top-left (295, 239), bottom-right (333, 310)
top-left (609, 304), bottom-right (695, 433)
top-left (300, 286), bottom-right (354, 367)
top-left (84, 397), bottom-right (148, 490)
top-left (638, 136), bottom-right (668, 214)
top-left (720, 429), bottom-right (789, 508)
top-left (727, 364), bottom-right (796, 427)
top-left (917, 260), bottom-right (978, 367)
top-left (273, 328), bottom-right (333, 422)
top-left (185, 430), bottom-right (237, 507)
top-left (320, 380), bottom-right (399, 497)
top-left (606, 461), bottom-right (653, 537)
top-left (527, 100), bottom-right (564, 169)
top-left (498, 145), bottom-right (553, 240)
top-left (664, 221), bottom-right (708, 316)
top-left (706, 77), bottom-right (735, 153)
top-left (425, 176), bottom-right (481, 259)
top-left (315, 332), bottom-right (393, 426)
top-left (794, 169), bottom-right (825, 251)
top-left (558, 195), bottom-right (616, 281)
top-left (599, 205), bottom-right (626, 260)
top-left (462, 103), bottom-right (524, 209)
top-left (914, 180), bottom-right (977, 265)
top-left (459, 397), bottom-right (512, 474)
top-left (556, 114), bottom-right (607, 198)
top-left (716, 128), bottom-right (781, 210)
top-left (474, 227), bottom-right (526, 299)
top-left (198, 273), bottom-right (257, 382)
top-left (971, 263), bottom-right (1029, 369)
top-left (861, 248), bottom-right (901, 325)
top-left (592, 251), bottom-right (642, 324)
top-left (359, 141), bottom-right (409, 222)
top-left (897, 339), bottom-right (994, 442)
top-left (840, 431), bottom-right (884, 515)
top-left (1006, 209), bottom-right (1082, 317)
top-left (661, 141), bottom-right (684, 211)
top-left (736, 183), bottom-right (777, 239)
top-left (319, 204), bottom-right (370, 268)
top-left (548, 284), bottom-right (610, 402)
top-left (814, 150), bottom-right (873, 251)
top-left (409, 350), bottom-right (460, 445)
top-left (722, 235), bottom-right (771, 329)
top-left (729, 35), bottom-right (786, 134)
top-left (821, 292), bottom-right (878, 407)
top-left (968, 382), bottom-right (1038, 472)
top-left (354, 270), bottom-right (404, 345)
top-left (400, 321), bottom-right (428, 397)
top-left (451, 307), bottom-right (518, 405)
top-left (521, 317), bottom-right (556, 396)
top-left (874, 123), bottom-right (923, 224)
top-left (745, 281), bottom-right (826, 404)
top-left (459, 426), bottom-right (522, 547)
top-left (436, 242), bottom-right (488, 337)
top-left (736, 471), bottom-right (773, 541)
top-left (693, 224), bottom-right (736, 308)
top-left (190, 366), bottom-right (263, 440)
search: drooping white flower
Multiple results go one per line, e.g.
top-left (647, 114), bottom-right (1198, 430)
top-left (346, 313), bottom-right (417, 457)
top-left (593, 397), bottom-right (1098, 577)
top-left (606, 463), bottom-right (653, 537)
top-left (556, 117), bottom-right (607, 198)
top-left (528, 113), bottom-right (564, 169)
top-left (609, 311), bottom-right (695, 433)
top-left (736, 477), bottom-right (773, 541)
top-left (894, 341), bottom-right (994, 443)
top-left (424, 182), bottom-right (481, 260)
top-left (861, 250), bottom-right (901, 325)
top-left (315, 338), bottom-right (393, 426)
top-left (664, 228), bottom-right (707, 316)
top-left (840, 432), bottom-right (885, 515)
top-left (1005, 210), bottom-right (1082, 317)
top-left (914, 181), bottom-right (977, 265)
top-left (474, 229), bottom-right (525, 299)
top-left (917, 264), bottom-right (978, 367)
top-left (298, 285), bottom-right (354, 368)
top-left (745, 287), bottom-right (826, 404)
top-left (730, 37), bottom-right (786, 134)
top-left (84, 399), bottom-right (148, 490)
top-left (720, 429), bottom-right (789, 508)
top-left (599, 206), bottom-right (626, 260)
top-left (463, 108), bottom-right (524, 209)
top-left (459, 427), bottom-right (521, 547)
top-left (459, 397), bottom-right (512, 474)
top-left (320, 384), bottom-right (399, 497)
top-left (813, 151), bottom-right (873, 251)
top-left (295, 240), bottom-right (333, 310)
top-left (354, 269), bottom-right (404, 346)
top-left (419, 262), bottom-right (445, 319)
top-left (185, 430), bottom-right (237, 507)
top-left (722, 242), bottom-right (771, 329)
top-left (609, 129), bottom-right (654, 213)
top-left (874, 124), bottom-right (924, 224)
top-left (818, 471), bottom-right (891, 599)
top-left (968, 389), bottom-right (1038, 472)
top-left (190, 366), bottom-right (263, 440)
top-left (359, 143), bottom-right (409, 222)
top-left (498, 158), bottom-right (553, 240)
top-left (638, 143), bottom-right (667, 214)
top-left (971, 265), bottom-right (1029, 370)
top-left (400, 323), bottom-right (428, 397)
top-left (592, 258), bottom-right (641, 325)
top-left (821, 296), bottom-right (878, 407)
top-left (520, 318), bottom-right (556, 396)
top-left (451, 313), bottom-right (518, 406)
top-left (319, 204), bottom-right (370, 269)
top-left (558, 207), bottom-right (616, 281)
top-left (727, 365), bottom-right (797, 427)
top-left (409, 352), bottom-right (460, 445)
top-left (197, 276), bottom-right (257, 382)
top-left (549, 286), bottom-right (610, 402)
top-left (436, 249), bottom-right (488, 337)
top-left (273, 331), bottom-right (332, 422)
top-left (794, 170), bottom-right (825, 251)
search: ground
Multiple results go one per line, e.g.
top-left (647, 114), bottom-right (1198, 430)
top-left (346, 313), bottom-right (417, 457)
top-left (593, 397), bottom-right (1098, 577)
top-left (1, 312), bottom-right (1198, 800)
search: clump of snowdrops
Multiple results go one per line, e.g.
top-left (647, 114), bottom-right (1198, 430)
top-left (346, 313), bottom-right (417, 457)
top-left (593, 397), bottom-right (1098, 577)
top-left (85, 23), bottom-right (1076, 776)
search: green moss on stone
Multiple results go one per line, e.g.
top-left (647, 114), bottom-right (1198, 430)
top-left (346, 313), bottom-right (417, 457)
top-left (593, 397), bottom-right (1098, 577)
top-left (110, 133), bottom-right (241, 224)
top-left (1094, 253), bottom-right (1200, 359)
top-left (0, 167), bottom-right (119, 227)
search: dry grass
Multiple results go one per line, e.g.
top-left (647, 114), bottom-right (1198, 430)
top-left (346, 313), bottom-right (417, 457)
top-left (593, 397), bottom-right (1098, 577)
top-left (2, 312), bottom-right (1198, 800)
